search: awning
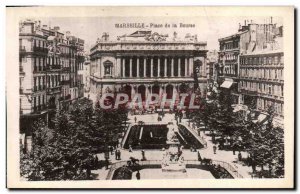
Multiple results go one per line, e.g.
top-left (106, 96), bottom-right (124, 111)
top-left (220, 80), bottom-right (233, 89)
top-left (253, 113), bottom-right (268, 124)
top-left (232, 104), bottom-right (248, 113)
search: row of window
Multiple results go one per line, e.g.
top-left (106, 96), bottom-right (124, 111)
top-left (20, 56), bottom-right (75, 72)
top-left (240, 68), bottom-right (284, 80)
top-left (59, 45), bottom-right (76, 55)
top-left (33, 75), bottom-right (60, 91)
top-left (240, 54), bottom-right (284, 65)
top-left (257, 98), bottom-right (284, 115)
top-left (220, 41), bottom-right (239, 50)
top-left (240, 81), bottom-right (283, 97)
top-left (32, 94), bottom-right (46, 112)
top-left (220, 53), bottom-right (238, 61)
top-left (33, 39), bottom-right (47, 48)
top-left (223, 64), bottom-right (237, 76)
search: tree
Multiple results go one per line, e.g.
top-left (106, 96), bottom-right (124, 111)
top-left (21, 98), bottom-right (103, 180)
top-left (20, 118), bottom-right (54, 180)
top-left (247, 106), bottom-right (284, 178)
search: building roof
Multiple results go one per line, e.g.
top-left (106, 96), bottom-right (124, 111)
top-left (127, 29), bottom-right (152, 37)
top-left (218, 30), bottom-right (248, 42)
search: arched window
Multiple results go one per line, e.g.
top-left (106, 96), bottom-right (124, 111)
top-left (103, 60), bottom-right (113, 76)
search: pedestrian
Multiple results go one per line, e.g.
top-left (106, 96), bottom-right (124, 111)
top-left (213, 145), bottom-right (217, 154)
top-left (134, 116), bottom-right (137, 123)
top-left (105, 159), bottom-right (109, 170)
top-left (212, 134), bottom-right (216, 143)
top-left (251, 162), bottom-right (256, 173)
top-left (115, 149), bottom-right (118, 160)
top-left (136, 171), bottom-right (141, 180)
top-left (248, 155), bottom-right (252, 167)
top-left (94, 155), bottom-right (99, 169)
top-left (232, 145), bottom-right (236, 155)
top-left (118, 150), bottom-right (121, 160)
top-left (129, 145), bottom-right (133, 152)
top-left (141, 150), bottom-right (146, 161)
top-left (238, 152), bottom-right (242, 161)
top-left (197, 151), bottom-right (202, 161)
top-left (111, 146), bottom-right (114, 155)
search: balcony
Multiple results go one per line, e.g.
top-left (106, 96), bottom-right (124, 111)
top-left (19, 66), bottom-right (25, 74)
top-left (60, 80), bottom-right (71, 85)
top-left (45, 65), bottom-right (62, 71)
top-left (240, 89), bottom-right (258, 96)
top-left (62, 67), bottom-right (71, 71)
top-left (47, 86), bottom-right (61, 94)
top-left (59, 94), bottom-right (71, 101)
top-left (33, 105), bottom-right (47, 114)
top-left (33, 47), bottom-right (48, 54)
top-left (19, 46), bottom-right (26, 52)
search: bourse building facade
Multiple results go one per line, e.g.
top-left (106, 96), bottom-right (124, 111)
top-left (89, 30), bottom-right (208, 108)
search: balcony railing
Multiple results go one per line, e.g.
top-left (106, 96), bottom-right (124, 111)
top-left (45, 65), bottom-right (62, 70)
top-left (62, 67), bottom-right (71, 71)
top-left (59, 94), bottom-right (71, 101)
top-left (60, 80), bottom-right (71, 85)
top-left (33, 47), bottom-right (48, 53)
top-left (19, 46), bottom-right (26, 52)
top-left (240, 89), bottom-right (258, 96)
top-left (33, 105), bottom-right (47, 113)
top-left (19, 66), bottom-right (24, 73)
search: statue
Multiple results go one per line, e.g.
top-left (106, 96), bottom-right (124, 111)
top-left (161, 122), bottom-right (186, 173)
top-left (167, 123), bottom-right (177, 143)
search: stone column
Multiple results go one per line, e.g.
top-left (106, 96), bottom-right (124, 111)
top-left (151, 57), bottom-right (153, 77)
top-left (131, 85), bottom-right (135, 100)
top-left (137, 57), bottom-right (140, 78)
top-left (171, 58), bottom-right (174, 77)
top-left (97, 58), bottom-right (101, 77)
top-left (122, 58), bottom-right (125, 77)
top-left (144, 57), bottom-right (146, 77)
top-left (116, 57), bottom-right (121, 77)
top-left (158, 58), bottom-right (160, 77)
top-left (129, 58), bottom-right (132, 77)
top-left (178, 58), bottom-right (181, 77)
top-left (164, 58), bottom-right (167, 77)
top-left (202, 58), bottom-right (206, 77)
top-left (185, 58), bottom-right (188, 77)
top-left (189, 57), bottom-right (193, 76)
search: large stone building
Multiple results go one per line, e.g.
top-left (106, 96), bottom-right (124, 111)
top-left (89, 30), bottom-right (208, 108)
top-left (19, 19), bottom-right (85, 134)
top-left (217, 28), bottom-right (244, 104)
top-left (216, 19), bottom-right (284, 127)
top-left (239, 26), bottom-right (283, 127)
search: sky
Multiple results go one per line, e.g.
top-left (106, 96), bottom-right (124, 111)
top-left (40, 16), bottom-right (282, 52)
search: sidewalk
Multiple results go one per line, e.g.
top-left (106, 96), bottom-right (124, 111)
top-left (181, 119), bottom-right (253, 178)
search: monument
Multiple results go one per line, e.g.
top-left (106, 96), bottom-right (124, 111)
top-left (161, 122), bottom-right (186, 173)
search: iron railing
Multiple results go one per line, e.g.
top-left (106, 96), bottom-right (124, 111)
top-left (106, 159), bottom-right (243, 180)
